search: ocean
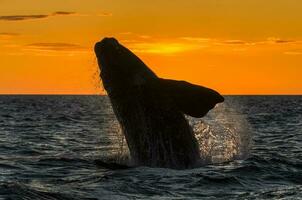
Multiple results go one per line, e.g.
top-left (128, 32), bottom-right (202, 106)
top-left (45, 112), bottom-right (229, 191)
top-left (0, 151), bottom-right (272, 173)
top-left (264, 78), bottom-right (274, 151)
top-left (0, 95), bottom-right (301, 199)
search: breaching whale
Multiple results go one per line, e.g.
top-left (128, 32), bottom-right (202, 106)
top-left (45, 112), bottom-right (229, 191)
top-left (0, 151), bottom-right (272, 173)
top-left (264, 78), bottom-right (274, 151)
top-left (94, 38), bottom-right (224, 169)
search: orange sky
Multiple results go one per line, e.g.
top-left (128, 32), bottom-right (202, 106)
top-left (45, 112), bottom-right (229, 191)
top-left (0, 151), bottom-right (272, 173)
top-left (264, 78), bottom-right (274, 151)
top-left (0, 0), bottom-right (301, 94)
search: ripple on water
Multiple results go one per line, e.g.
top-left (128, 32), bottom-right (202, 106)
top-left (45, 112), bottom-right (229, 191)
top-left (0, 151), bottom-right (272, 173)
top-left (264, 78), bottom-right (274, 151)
top-left (0, 96), bottom-right (302, 199)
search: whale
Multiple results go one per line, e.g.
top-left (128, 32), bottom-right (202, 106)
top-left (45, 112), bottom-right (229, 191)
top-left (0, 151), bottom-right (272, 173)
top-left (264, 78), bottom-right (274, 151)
top-left (94, 38), bottom-right (224, 169)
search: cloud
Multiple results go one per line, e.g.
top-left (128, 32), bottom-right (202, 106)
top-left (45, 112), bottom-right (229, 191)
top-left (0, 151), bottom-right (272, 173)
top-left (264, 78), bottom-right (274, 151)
top-left (22, 42), bottom-right (89, 57)
top-left (139, 35), bottom-right (151, 39)
top-left (221, 40), bottom-right (248, 45)
top-left (52, 11), bottom-right (76, 16)
top-left (217, 38), bottom-right (300, 46)
top-left (0, 32), bottom-right (19, 37)
top-left (284, 51), bottom-right (302, 55)
top-left (0, 11), bottom-right (76, 21)
top-left (0, 15), bottom-right (49, 21)
top-left (97, 12), bottom-right (113, 17)
top-left (274, 40), bottom-right (295, 44)
top-left (25, 43), bottom-right (87, 51)
top-left (180, 37), bottom-right (299, 46)
top-left (180, 37), bottom-right (253, 46)
top-left (128, 42), bottom-right (206, 54)
top-left (180, 37), bottom-right (211, 43)
top-left (0, 32), bottom-right (19, 41)
top-left (267, 37), bottom-right (296, 44)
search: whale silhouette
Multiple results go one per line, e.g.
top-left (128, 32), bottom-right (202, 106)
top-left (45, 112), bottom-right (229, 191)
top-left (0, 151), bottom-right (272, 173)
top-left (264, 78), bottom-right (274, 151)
top-left (94, 38), bottom-right (224, 169)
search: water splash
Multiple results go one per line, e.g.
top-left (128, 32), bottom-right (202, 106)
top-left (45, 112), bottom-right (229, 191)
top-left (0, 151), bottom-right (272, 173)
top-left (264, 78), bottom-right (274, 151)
top-left (189, 98), bottom-right (252, 164)
top-left (90, 57), bottom-right (105, 94)
top-left (108, 97), bottom-right (252, 166)
top-left (101, 110), bottom-right (130, 165)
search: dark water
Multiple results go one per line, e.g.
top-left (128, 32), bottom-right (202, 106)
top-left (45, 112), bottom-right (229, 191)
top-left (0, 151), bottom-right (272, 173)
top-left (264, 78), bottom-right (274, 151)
top-left (0, 96), bottom-right (301, 200)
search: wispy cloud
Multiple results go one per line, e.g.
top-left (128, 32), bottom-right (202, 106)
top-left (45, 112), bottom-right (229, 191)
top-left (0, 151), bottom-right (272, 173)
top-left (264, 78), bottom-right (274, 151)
top-left (97, 12), bottom-right (113, 17)
top-left (128, 42), bottom-right (200, 54)
top-left (0, 32), bottom-right (19, 36)
top-left (126, 39), bottom-right (208, 54)
top-left (25, 43), bottom-right (86, 51)
top-left (119, 34), bottom-right (302, 55)
top-left (118, 35), bottom-right (210, 54)
top-left (284, 51), bottom-right (302, 55)
top-left (180, 37), bottom-right (211, 43)
top-left (52, 11), bottom-right (76, 16)
top-left (0, 32), bottom-right (19, 41)
top-left (0, 32), bottom-right (19, 37)
top-left (267, 37), bottom-right (296, 44)
top-left (0, 11), bottom-right (76, 21)
top-left (20, 42), bottom-right (90, 57)
top-left (0, 14), bottom-right (49, 21)
top-left (220, 40), bottom-right (249, 45)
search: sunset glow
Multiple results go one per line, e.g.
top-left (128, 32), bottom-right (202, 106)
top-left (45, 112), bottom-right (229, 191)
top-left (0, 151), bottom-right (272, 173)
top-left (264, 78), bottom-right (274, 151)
top-left (0, 0), bottom-right (301, 94)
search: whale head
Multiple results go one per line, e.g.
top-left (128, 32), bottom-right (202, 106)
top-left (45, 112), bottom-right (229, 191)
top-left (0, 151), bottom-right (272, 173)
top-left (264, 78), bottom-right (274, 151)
top-left (94, 38), bottom-right (157, 93)
top-left (94, 37), bottom-right (121, 69)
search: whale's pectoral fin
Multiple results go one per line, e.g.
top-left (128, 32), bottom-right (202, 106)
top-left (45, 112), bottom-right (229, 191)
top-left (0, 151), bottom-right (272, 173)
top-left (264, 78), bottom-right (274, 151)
top-left (159, 79), bottom-right (224, 118)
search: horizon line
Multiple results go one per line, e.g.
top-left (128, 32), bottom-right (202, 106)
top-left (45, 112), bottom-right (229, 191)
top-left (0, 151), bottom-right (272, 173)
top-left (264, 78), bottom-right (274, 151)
top-left (0, 94), bottom-right (301, 96)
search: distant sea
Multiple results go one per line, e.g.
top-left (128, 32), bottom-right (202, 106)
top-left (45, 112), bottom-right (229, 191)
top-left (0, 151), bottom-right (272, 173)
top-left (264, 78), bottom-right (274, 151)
top-left (0, 95), bottom-right (301, 200)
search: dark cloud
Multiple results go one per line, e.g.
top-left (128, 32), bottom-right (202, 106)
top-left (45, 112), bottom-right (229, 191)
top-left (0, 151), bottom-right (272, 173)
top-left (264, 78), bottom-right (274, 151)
top-left (0, 15), bottom-right (48, 21)
top-left (52, 11), bottom-right (76, 16)
top-left (26, 43), bottom-right (86, 51)
top-left (222, 40), bottom-right (247, 45)
top-left (0, 32), bottom-right (19, 40)
top-left (273, 39), bottom-right (295, 44)
top-left (0, 11), bottom-right (76, 21)
top-left (97, 12), bottom-right (113, 17)
top-left (267, 37), bottom-right (296, 44)
top-left (0, 32), bottom-right (19, 36)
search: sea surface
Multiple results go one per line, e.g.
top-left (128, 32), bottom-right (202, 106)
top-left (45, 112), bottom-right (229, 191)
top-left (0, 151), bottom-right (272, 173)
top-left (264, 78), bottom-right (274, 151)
top-left (0, 95), bottom-right (301, 200)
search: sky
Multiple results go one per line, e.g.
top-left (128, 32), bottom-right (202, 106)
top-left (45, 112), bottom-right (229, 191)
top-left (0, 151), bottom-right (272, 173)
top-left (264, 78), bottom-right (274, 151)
top-left (0, 0), bottom-right (301, 94)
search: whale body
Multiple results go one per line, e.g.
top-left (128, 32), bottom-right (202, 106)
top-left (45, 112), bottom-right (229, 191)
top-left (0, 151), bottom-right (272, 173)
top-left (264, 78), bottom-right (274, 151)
top-left (94, 38), bottom-right (224, 169)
